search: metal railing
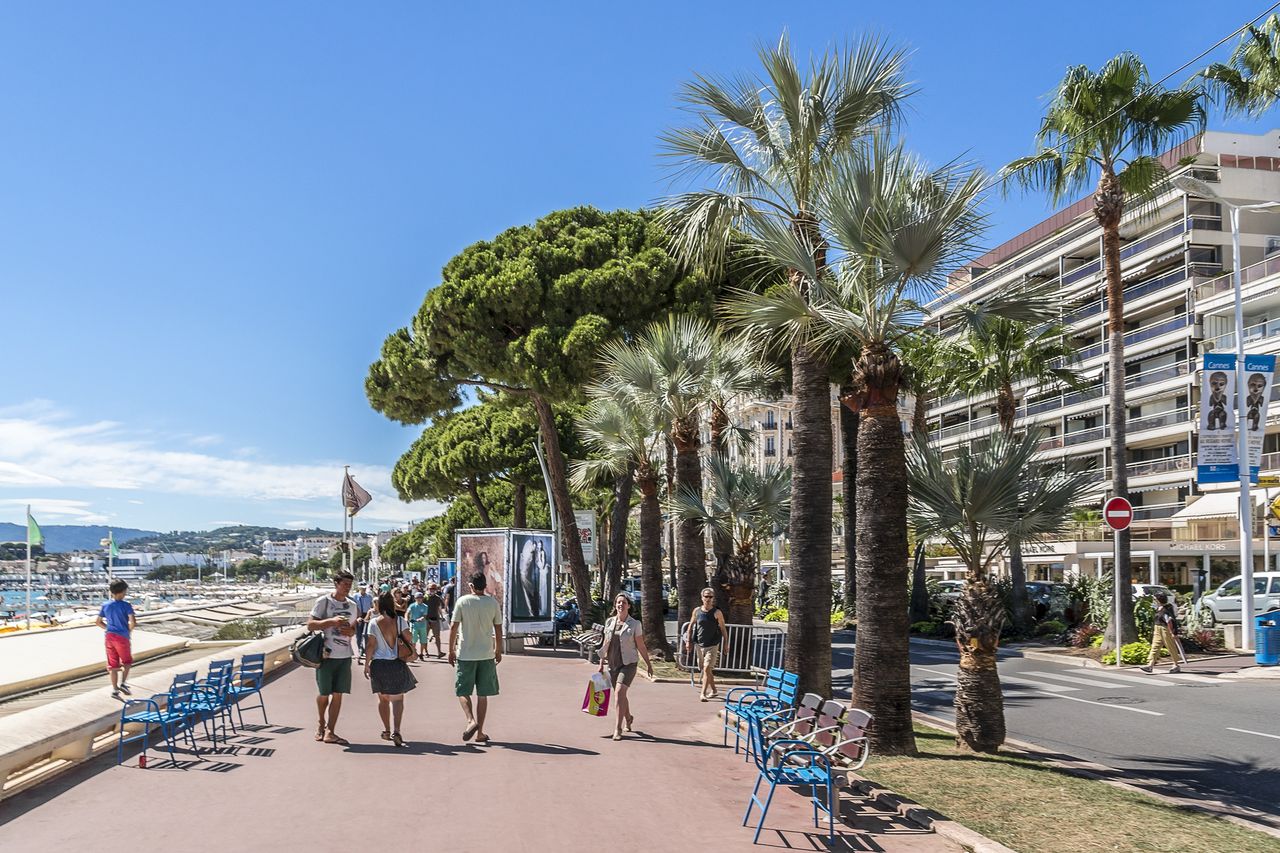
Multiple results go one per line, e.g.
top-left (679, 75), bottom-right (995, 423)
top-left (1125, 361), bottom-right (1191, 389)
top-left (1119, 220), bottom-right (1186, 261)
top-left (676, 621), bottom-right (786, 678)
top-left (1126, 455), bottom-right (1193, 477)
top-left (1203, 317), bottom-right (1280, 352)
top-left (1197, 253), bottom-right (1280, 300)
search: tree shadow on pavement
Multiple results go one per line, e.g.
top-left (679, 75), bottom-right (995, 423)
top-left (488, 741), bottom-right (598, 755)
top-left (623, 731), bottom-right (731, 749)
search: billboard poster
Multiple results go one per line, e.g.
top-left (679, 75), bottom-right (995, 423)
top-left (1245, 354), bottom-right (1277, 481)
top-left (573, 509), bottom-right (597, 564)
top-left (1198, 353), bottom-right (1238, 484)
top-left (436, 559), bottom-right (457, 585)
top-left (456, 531), bottom-right (508, 626)
top-left (508, 529), bottom-right (555, 634)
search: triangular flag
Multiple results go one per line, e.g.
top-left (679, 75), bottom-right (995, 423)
top-left (27, 509), bottom-right (43, 547)
top-left (342, 471), bottom-right (372, 517)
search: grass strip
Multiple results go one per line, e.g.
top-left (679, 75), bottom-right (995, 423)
top-left (866, 723), bottom-right (1277, 853)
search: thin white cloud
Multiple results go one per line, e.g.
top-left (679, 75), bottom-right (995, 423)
top-left (0, 403), bottom-right (446, 528)
top-left (127, 499), bottom-right (145, 505)
top-left (0, 498), bottom-right (109, 524)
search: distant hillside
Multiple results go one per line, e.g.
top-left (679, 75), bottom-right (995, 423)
top-left (0, 524), bottom-right (159, 554)
top-left (124, 525), bottom-right (345, 554)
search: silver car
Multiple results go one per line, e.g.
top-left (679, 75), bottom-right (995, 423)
top-left (1198, 573), bottom-right (1280, 626)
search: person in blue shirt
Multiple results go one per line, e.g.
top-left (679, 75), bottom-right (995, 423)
top-left (406, 592), bottom-right (431, 661)
top-left (354, 583), bottom-right (375, 660)
top-left (95, 579), bottom-right (137, 699)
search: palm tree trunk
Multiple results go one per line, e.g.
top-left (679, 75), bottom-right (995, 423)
top-left (999, 382), bottom-right (1030, 633)
top-left (952, 575), bottom-right (1006, 752)
top-left (1097, 171), bottom-right (1136, 650)
top-left (605, 467), bottom-right (633, 603)
top-left (530, 393), bottom-right (592, 620)
top-left (840, 384), bottom-right (858, 615)
top-left (665, 433), bottom-right (678, 590)
top-left (637, 470), bottom-right (674, 658)
top-left (725, 549), bottom-right (758, 625)
top-left (787, 341), bottom-right (834, 700)
top-left (512, 481), bottom-right (527, 529)
top-left (709, 404), bottom-right (734, 616)
top-left (852, 343), bottom-right (915, 756)
top-left (673, 415), bottom-right (705, 629)
top-left (465, 478), bottom-right (494, 528)
top-left (909, 542), bottom-right (929, 624)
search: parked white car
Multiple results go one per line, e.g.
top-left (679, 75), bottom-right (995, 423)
top-left (1198, 573), bottom-right (1280, 626)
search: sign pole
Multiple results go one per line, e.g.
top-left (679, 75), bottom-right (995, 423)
top-left (1103, 496), bottom-right (1133, 668)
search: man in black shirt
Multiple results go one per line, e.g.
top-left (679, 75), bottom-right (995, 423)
top-left (424, 582), bottom-right (446, 658)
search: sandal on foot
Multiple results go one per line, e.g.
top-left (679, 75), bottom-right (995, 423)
top-left (474, 734), bottom-right (490, 745)
top-left (323, 732), bottom-right (349, 746)
top-left (463, 722), bottom-right (478, 741)
top-left (612, 731), bottom-right (623, 741)
top-left (381, 731), bottom-right (392, 741)
top-left (392, 732), bottom-right (404, 748)
top-left (315, 724), bottom-right (326, 742)
top-left (625, 715), bottom-right (634, 732)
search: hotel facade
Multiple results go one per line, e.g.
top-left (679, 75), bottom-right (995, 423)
top-left (923, 129), bottom-right (1280, 589)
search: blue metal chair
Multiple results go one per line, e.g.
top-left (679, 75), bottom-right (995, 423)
top-left (191, 660), bottom-right (236, 747)
top-left (228, 653), bottom-right (268, 727)
top-left (723, 668), bottom-right (800, 755)
top-left (742, 716), bottom-right (835, 844)
top-left (116, 675), bottom-right (199, 765)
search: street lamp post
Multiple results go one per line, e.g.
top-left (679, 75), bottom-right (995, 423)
top-left (1173, 175), bottom-right (1280, 650)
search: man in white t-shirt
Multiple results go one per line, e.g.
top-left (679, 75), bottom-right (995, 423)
top-left (449, 571), bottom-right (503, 744)
top-left (306, 570), bottom-right (357, 745)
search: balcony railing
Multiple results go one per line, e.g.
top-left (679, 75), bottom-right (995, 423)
top-left (1125, 361), bottom-right (1191, 389)
top-left (1196, 253), bottom-right (1280, 300)
top-left (1063, 259), bottom-right (1102, 286)
top-left (1119, 219), bottom-right (1187, 261)
top-left (1124, 314), bottom-right (1190, 346)
top-left (1203, 317), bottom-right (1280, 352)
top-left (1127, 406), bottom-right (1192, 435)
top-left (1126, 454), bottom-right (1193, 477)
top-left (1064, 425), bottom-right (1107, 446)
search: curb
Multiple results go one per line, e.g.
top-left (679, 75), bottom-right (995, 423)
top-left (716, 708), bottom-right (1015, 852)
top-left (843, 776), bottom-right (1018, 853)
top-left (911, 710), bottom-right (1280, 842)
top-left (909, 636), bottom-right (1246, 674)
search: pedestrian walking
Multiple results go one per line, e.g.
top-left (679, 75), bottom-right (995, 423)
top-left (425, 582), bottom-right (446, 658)
top-left (1141, 591), bottom-right (1184, 674)
top-left (684, 587), bottom-right (729, 702)
top-left (444, 579), bottom-right (458, 620)
top-left (598, 593), bottom-right (653, 740)
top-left (407, 592), bottom-right (431, 661)
top-left (354, 583), bottom-right (374, 660)
top-left (306, 570), bottom-right (359, 745)
top-left (363, 591), bottom-right (417, 747)
top-left (95, 579), bottom-right (137, 699)
top-left (448, 571), bottom-right (503, 744)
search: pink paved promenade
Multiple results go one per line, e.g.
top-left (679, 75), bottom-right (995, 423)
top-left (0, 649), bottom-right (957, 852)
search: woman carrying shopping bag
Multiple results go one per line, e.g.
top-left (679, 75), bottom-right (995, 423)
top-left (598, 593), bottom-right (653, 740)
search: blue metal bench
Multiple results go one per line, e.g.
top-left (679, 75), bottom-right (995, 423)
top-left (116, 675), bottom-right (199, 765)
top-left (723, 667), bottom-right (799, 756)
top-left (742, 715), bottom-right (835, 844)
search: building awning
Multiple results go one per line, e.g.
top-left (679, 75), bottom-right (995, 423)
top-left (1172, 490), bottom-right (1268, 519)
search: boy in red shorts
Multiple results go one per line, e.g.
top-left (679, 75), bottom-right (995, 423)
top-left (96, 579), bottom-right (137, 698)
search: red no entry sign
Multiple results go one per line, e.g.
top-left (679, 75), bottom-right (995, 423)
top-left (1103, 497), bottom-right (1133, 531)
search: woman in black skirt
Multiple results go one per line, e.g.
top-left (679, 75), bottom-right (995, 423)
top-left (363, 591), bottom-right (417, 746)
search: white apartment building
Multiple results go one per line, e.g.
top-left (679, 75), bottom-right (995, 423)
top-left (261, 536), bottom-right (341, 568)
top-left (924, 129), bottom-right (1280, 590)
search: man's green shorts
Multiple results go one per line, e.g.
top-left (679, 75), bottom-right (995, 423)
top-left (411, 622), bottom-right (430, 644)
top-left (316, 657), bottom-right (352, 696)
top-left (455, 658), bottom-right (499, 697)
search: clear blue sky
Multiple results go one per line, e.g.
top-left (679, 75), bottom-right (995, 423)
top-left (0, 1), bottom-right (1272, 533)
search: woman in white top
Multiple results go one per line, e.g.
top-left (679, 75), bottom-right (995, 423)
top-left (363, 591), bottom-right (417, 747)
top-left (598, 593), bottom-right (653, 741)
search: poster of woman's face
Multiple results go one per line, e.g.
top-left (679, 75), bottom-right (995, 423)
top-left (456, 533), bottom-right (507, 618)
top-left (509, 531), bottom-right (554, 623)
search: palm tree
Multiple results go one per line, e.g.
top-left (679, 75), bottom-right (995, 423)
top-left (661, 34), bottom-right (911, 700)
top-left (908, 429), bottom-right (1092, 752)
top-left (1202, 15), bottom-right (1280, 116)
top-left (727, 140), bottom-right (1021, 755)
top-left (675, 456), bottom-right (791, 624)
top-left (573, 397), bottom-right (674, 657)
top-left (1003, 53), bottom-right (1204, 651)
top-left (949, 318), bottom-right (1083, 631)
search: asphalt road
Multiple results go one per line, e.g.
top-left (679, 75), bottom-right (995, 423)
top-left (831, 631), bottom-right (1280, 821)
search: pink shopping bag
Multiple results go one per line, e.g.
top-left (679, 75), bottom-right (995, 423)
top-left (582, 671), bottom-right (611, 716)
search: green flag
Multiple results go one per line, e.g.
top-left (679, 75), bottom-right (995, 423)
top-left (27, 510), bottom-right (42, 547)
top-left (100, 532), bottom-right (118, 558)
